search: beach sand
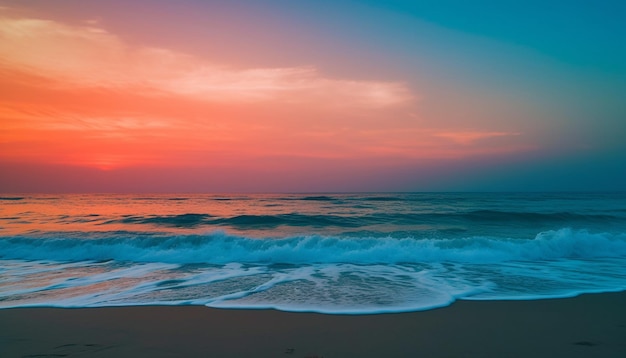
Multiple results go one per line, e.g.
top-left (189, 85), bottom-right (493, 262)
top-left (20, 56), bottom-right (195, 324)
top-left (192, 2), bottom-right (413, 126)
top-left (1, 292), bottom-right (625, 358)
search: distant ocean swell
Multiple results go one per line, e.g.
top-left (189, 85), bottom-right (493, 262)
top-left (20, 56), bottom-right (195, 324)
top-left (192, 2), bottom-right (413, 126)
top-left (1, 229), bottom-right (626, 314)
top-left (97, 211), bottom-right (624, 228)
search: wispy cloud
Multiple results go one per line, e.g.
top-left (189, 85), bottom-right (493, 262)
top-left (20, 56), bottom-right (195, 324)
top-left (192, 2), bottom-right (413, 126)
top-left (432, 131), bottom-right (521, 145)
top-left (0, 14), bottom-right (411, 107)
top-left (0, 12), bottom-right (532, 171)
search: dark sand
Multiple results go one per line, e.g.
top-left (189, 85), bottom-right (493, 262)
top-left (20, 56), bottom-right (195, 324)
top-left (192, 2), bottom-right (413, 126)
top-left (1, 292), bottom-right (625, 358)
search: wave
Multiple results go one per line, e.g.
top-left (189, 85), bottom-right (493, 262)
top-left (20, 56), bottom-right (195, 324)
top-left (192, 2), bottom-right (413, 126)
top-left (1, 229), bottom-right (625, 265)
top-left (103, 213), bottom-right (361, 228)
top-left (360, 196), bottom-right (405, 201)
top-left (464, 210), bottom-right (619, 222)
top-left (95, 210), bottom-right (625, 229)
top-left (299, 195), bottom-right (340, 201)
top-left (107, 213), bottom-right (214, 227)
top-left (212, 214), bottom-right (360, 228)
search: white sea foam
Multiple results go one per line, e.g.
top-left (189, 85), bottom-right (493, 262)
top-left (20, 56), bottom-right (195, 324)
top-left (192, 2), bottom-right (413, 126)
top-left (1, 233), bottom-right (625, 313)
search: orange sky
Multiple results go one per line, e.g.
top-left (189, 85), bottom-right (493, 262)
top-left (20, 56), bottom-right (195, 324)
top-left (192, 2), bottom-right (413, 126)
top-left (0, 11), bottom-right (526, 172)
top-left (2, 1), bottom-right (622, 192)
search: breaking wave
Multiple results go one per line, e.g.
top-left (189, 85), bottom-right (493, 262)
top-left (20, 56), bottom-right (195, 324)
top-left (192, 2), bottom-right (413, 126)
top-left (1, 228), bottom-right (625, 265)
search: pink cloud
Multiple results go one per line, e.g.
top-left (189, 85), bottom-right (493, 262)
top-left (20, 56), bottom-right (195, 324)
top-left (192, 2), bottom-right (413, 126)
top-left (0, 14), bottom-right (412, 108)
top-left (432, 131), bottom-right (521, 145)
top-left (0, 12), bottom-right (533, 173)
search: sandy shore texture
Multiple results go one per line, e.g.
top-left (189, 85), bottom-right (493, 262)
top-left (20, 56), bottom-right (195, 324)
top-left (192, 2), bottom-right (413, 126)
top-left (1, 292), bottom-right (625, 358)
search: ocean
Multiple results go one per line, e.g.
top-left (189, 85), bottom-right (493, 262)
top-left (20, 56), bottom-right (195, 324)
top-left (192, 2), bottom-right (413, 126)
top-left (1, 192), bottom-right (625, 314)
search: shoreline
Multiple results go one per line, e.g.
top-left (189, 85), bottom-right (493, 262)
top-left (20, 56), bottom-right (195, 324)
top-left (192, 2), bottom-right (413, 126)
top-left (1, 292), bottom-right (625, 357)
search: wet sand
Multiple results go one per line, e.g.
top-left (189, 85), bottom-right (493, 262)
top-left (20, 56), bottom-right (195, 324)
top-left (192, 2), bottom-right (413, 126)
top-left (1, 292), bottom-right (625, 357)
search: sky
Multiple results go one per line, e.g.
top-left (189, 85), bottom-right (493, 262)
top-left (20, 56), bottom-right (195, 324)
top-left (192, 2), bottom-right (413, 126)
top-left (1, 0), bottom-right (625, 192)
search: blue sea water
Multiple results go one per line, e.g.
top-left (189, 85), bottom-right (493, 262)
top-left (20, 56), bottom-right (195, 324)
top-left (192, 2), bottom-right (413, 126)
top-left (1, 192), bottom-right (625, 314)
